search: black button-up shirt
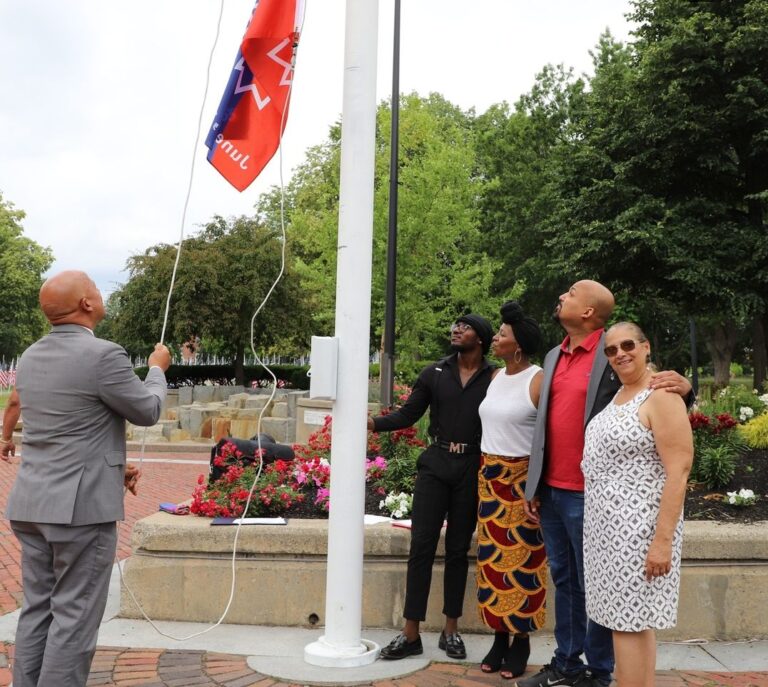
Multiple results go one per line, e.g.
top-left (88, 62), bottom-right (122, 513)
top-left (372, 353), bottom-right (496, 444)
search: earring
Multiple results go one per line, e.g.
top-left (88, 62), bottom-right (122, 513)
top-left (513, 349), bottom-right (522, 364)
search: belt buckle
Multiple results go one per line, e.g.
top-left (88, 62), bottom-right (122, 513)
top-left (448, 441), bottom-right (467, 454)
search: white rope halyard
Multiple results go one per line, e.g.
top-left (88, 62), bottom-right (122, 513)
top-left (117, 0), bottom-right (307, 641)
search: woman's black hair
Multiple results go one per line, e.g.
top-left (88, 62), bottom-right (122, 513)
top-left (500, 301), bottom-right (542, 356)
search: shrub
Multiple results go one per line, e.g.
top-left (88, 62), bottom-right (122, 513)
top-left (134, 364), bottom-right (309, 389)
top-left (695, 445), bottom-right (737, 489)
top-left (689, 411), bottom-right (745, 486)
top-left (191, 433), bottom-right (388, 518)
top-left (190, 385), bottom-right (426, 519)
top-left (190, 458), bottom-right (306, 518)
top-left (370, 390), bottom-right (426, 494)
top-left (374, 429), bottom-right (421, 494)
top-left (739, 412), bottom-right (768, 449)
top-left (379, 492), bottom-right (413, 519)
top-left (394, 359), bottom-right (428, 387)
top-left (701, 384), bottom-right (767, 421)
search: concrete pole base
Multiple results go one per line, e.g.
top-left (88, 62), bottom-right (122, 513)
top-left (304, 637), bottom-right (380, 667)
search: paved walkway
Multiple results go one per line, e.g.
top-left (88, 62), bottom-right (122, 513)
top-left (0, 450), bottom-right (208, 614)
top-left (0, 445), bottom-right (766, 686)
top-left (0, 642), bottom-right (766, 687)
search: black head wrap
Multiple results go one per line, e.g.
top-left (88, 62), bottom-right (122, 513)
top-left (455, 313), bottom-right (493, 355)
top-left (500, 301), bottom-right (542, 356)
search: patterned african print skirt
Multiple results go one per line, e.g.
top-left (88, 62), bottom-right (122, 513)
top-left (476, 453), bottom-right (547, 633)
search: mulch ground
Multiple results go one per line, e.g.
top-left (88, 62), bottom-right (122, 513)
top-left (685, 449), bottom-right (768, 523)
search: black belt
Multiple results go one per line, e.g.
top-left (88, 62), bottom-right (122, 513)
top-left (432, 439), bottom-right (481, 455)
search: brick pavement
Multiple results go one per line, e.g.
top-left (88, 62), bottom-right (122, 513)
top-left (0, 451), bottom-right (207, 614)
top-left (0, 645), bottom-right (765, 687)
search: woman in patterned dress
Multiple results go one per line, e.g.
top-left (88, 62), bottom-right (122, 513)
top-left (581, 322), bottom-right (693, 687)
top-left (476, 302), bottom-right (546, 679)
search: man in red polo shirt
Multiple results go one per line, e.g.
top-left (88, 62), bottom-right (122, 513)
top-left (518, 280), bottom-right (691, 687)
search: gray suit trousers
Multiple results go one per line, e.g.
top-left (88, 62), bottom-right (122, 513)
top-left (11, 521), bottom-right (117, 687)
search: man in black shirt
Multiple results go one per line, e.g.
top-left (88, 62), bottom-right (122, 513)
top-left (369, 313), bottom-right (495, 661)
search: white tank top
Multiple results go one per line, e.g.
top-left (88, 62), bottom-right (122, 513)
top-left (479, 364), bottom-right (541, 457)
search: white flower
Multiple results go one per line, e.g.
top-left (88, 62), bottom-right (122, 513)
top-left (725, 488), bottom-right (757, 506)
top-left (759, 393), bottom-right (768, 406)
top-left (382, 491), bottom-right (413, 518)
top-left (739, 406), bottom-right (754, 422)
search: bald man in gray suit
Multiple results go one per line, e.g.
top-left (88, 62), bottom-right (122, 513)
top-left (1, 270), bottom-right (171, 687)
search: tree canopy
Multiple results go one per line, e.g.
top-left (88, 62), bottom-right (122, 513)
top-left (472, 1), bottom-right (768, 387)
top-left (0, 193), bottom-right (53, 359)
top-left (70, 0), bottom-right (768, 389)
top-left (110, 215), bottom-right (309, 384)
top-left (258, 93), bottom-right (498, 371)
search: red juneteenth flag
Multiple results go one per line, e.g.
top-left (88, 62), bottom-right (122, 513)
top-left (205, 0), bottom-right (302, 191)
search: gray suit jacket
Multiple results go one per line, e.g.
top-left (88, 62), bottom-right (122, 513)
top-left (525, 331), bottom-right (619, 500)
top-left (6, 325), bottom-right (166, 525)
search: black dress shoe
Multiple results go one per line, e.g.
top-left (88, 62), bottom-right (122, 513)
top-left (438, 630), bottom-right (467, 659)
top-left (380, 632), bottom-right (423, 660)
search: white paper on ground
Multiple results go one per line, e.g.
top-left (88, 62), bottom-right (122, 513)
top-left (233, 517), bottom-right (287, 525)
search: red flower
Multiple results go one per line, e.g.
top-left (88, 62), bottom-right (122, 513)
top-left (715, 413), bottom-right (738, 430)
top-left (689, 412), bottom-right (711, 430)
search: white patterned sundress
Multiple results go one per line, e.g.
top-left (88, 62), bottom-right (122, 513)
top-left (581, 388), bottom-right (683, 632)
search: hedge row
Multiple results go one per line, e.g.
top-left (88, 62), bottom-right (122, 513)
top-left (134, 363), bottom-right (421, 390)
top-left (133, 364), bottom-right (310, 390)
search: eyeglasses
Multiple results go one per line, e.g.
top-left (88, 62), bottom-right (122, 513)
top-left (603, 339), bottom-right (638, 357)
top-left (451, 322), bottom-right (472, 333)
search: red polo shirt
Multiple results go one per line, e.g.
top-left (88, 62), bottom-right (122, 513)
top-left (543, 328), bottom-right (604, 491)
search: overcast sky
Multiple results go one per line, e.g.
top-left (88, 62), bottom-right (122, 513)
top-left (0, 0), bottom-right (633, 298)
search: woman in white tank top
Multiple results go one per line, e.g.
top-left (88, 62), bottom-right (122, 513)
top-left (476, 301), bottom-right (546, 679)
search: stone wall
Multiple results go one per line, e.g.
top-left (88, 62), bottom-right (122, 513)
top-left (126, 386), bottom-right (309, 444)
top-left (121, 517), bottom-right (768, 640)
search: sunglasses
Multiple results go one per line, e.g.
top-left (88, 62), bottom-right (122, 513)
top-left (603, 339), bottom-right (639, 357)
top-left (451, 322), bottom-right (473, 333)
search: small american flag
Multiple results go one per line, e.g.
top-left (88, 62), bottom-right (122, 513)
top-left (0, 362), bottom-right (16, 389)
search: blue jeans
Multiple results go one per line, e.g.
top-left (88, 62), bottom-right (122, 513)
top-left (539, 485), bottom-right (614, 683)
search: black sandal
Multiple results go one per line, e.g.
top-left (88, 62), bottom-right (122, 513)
top-left (480, 632), bottom-right (509, 673)
top-left (500, 634), bottom-right (530, 679)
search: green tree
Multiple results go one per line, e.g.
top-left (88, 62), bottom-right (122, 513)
top-left (628, 0), bottom-right (768, 388)
top-left (0, 193), bottom-right (53, 359)
top-left (475, 64), bottom-right (587, 348)
top-left (111, 215), bottom-right (308, 384)
top-left (502, 4), bottom-right (768, 386)
top-left (260, 93), bottom-right (498, 368)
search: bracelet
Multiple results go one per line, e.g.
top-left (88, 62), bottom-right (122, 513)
top-left (1, 438), bottom-right (12, 444)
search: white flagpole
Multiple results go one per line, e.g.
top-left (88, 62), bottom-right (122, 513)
top-left (303, 0), bottom-right (379, 668)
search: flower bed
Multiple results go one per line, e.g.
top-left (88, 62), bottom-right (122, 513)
top-left (189, 382), bottom-right (768, 524)
top-left (190, 401), bottom-right (425, 520)
top-left (685, 385), bottom-right (768, 521)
